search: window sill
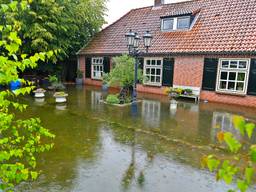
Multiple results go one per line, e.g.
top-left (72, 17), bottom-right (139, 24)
top-left (215, 90), bottom-right (247, 97)
top-left (143, 83), bottom-right (162, 87)
top-left (91, 78), bottom-right (103, 81)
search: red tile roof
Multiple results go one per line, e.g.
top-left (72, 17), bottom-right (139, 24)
top-left (78, 0), bottom-right (256, 55)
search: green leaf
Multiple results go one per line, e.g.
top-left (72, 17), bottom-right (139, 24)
top-left (237, 179), bottom-right (248, 192)
top-left (250, 145), bottom-right (256, 162)
top-left (31, 171), bottom-right (38, 180)
top-left (207, 156), bottom-right (220, 172)
top-left (233, 115), bottom-right (246, 136)
top-left (245, 167), bottom-right (253, 185)
top-left (245, 123), bottom-right (255, 139)
top-left (224, 132), bottom-right (241, 153)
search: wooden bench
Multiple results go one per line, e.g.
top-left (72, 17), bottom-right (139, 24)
top-left (173, 85), bottom-right (201, 103)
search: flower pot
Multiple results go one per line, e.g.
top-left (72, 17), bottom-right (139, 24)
top-left (75, 78), bottom-right (83, 85)
top-left (33, 88), bottom-right (46, 98)
top-left (54, 92), bottom-right (68, 103)
top-left (34, 92), bottom-right (45, 98)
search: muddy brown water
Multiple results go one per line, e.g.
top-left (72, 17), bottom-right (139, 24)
top-left (17, 85), bottom-right (256, 192)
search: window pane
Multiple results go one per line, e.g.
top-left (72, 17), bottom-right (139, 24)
top-left (151, 68), bottom-right (155, 75)
top-left (157, 60), bottom-right (161, 65)
top-left (147, 60), bottom-right (150, 65)
top-left (236, 83), bottom-right (244, 91)
top-left (156, 69), bottom-right (161, 75)
top-left (239, 61), bottom-right (247, 69)
top-left (152, 60), bottom-right (156, 65)
top-left (237, 73), bottom-right (245, 81)
top-left (230, 61), bottom-right (238, 68)
top-left (146, 68), bottom-right (150, 74)
top-left (220, 81), bottom-right (227, 89)
top-left (162, 18), bottom-right (174, 30)
top-left (151, 76), bottom-right (155, 82)
top-left (156, 76), bottom-right (160, 82)
top-left (220, 72), bottom-right (228, 80)
top-left (222, 61), bottom-right (229, 68)
top-left (229, 72), bottom-right (236, 81)
top-left (177, 17), bottom-right (190, 29)
top-left (228, 82), bottom-right (235, 90)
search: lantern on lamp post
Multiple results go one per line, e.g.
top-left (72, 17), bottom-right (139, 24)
top-left (125, 30), bottom-right (153, 102)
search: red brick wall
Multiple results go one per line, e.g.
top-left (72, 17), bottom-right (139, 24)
top-left (78, 55), bottom-right (85, 79)
top-left (173, 56), bottom-right (204, 87)
top-left (137, 84), bottom-right (167, 95)
top-left (201, 91), bottom-right (256, 108)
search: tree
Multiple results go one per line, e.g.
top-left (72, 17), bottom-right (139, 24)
top-left (0, 0), bottom-right (106, 77)
top-left (202, 115), bottom-right (256, 192)
top-left (0, 1), bottom-right (55, 191)
top-left (104, 55), bottom-right (143, 103)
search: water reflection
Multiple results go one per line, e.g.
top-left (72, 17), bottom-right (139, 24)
top-left (142, 100), bottom-right (161, 128)
top-left (91, 90), bottom-right (102, 110)
top-left (211, 112), bottom-right (241, 142)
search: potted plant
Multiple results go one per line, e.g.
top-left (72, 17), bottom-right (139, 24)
top-left (48, 75), bottom-right (66, 91)
top-left (76, 69), bottom-right (83, 85)
top-left (183, 88), bottom-right (193, 95)
top-left (53, 91), bottom-right (68, 103)
top-left (33, 88), bottom-right (46, 98)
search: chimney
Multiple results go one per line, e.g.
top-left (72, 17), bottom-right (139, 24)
top-left (154, 0), bottom-right (164, 6)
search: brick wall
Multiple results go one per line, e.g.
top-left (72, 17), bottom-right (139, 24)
top-left (201, 91), bottom-right (256, 108)
top-left (173, 56), bottom-right (204, 87)
top-left (78, 55), bottom-right (85, 79)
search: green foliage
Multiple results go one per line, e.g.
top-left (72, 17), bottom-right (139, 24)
top-left (0, 1), bottom-right (55, 191)
top-left (0, 0), bottom-right (106, 75)
top-left (106, 94), bottom-right (120, 104)
top-left (48, 75), bottom-right (58, 84)
top-left (202, 115), bottom-right (256, 192)
top-left (104, 55), bottom-right (143, 88)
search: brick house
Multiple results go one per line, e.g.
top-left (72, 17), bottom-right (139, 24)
top-left (77, 0), bottom-right (256, 107)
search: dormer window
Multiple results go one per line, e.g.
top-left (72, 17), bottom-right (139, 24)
top-left (161, 15), bottom-right (193, 31)
top-left (162, 18), bottom-right (174, 31)
top-left (177, 16), bottom-right (190, 29)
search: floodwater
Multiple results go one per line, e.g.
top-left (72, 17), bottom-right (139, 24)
top-left (17, 86), bottom-right (256, 192)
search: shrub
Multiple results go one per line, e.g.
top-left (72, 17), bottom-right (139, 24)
top-left (106, 94), bottom-right (120, 104)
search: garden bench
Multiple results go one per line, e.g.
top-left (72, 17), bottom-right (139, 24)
top-left (173, 85), bottom-right (201, 103)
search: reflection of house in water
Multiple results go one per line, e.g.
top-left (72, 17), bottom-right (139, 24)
top-left (91, 91), bottom-right (102, 110)
top-left (211, 112), bottom-right (241, 142)
top-left (142, 100), bottom-right (161, 128)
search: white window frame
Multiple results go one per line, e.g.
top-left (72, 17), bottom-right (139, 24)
top-left (177, 16), bottom-right (191, 30)
top-left (143, 57), bottom-right (163, 86)
top-left (216, 58), bottom-right (250, 95)
top-left (161, 16), bottom-right (191, 32)
top-left (91, 57), bottom-right (104, 80)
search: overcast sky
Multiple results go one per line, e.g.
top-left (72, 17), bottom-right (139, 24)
top-left (104, 0), bottom-right (189, 27)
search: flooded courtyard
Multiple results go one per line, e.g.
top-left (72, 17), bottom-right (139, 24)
top-left (17, 86), bottom-right (256, 192)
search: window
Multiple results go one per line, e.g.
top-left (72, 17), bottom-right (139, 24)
top-left (91, 57), bottom-right (103, 80)
top-left (217, 59), bottom-right (250, 94)
top-left (161, 16), bottom-right (191, 31)
top-left (144, 58), bottom-right (162, 86)
top-left (177, 16), bottom-right (190, 29)
top-left (162, 18), bottom-right (174, 31)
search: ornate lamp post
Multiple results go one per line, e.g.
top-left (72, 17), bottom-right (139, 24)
top-left (125, 30), bottom-right (153, 102)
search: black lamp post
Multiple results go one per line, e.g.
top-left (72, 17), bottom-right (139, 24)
top-left (125, 30), bottom-right (153, 102)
